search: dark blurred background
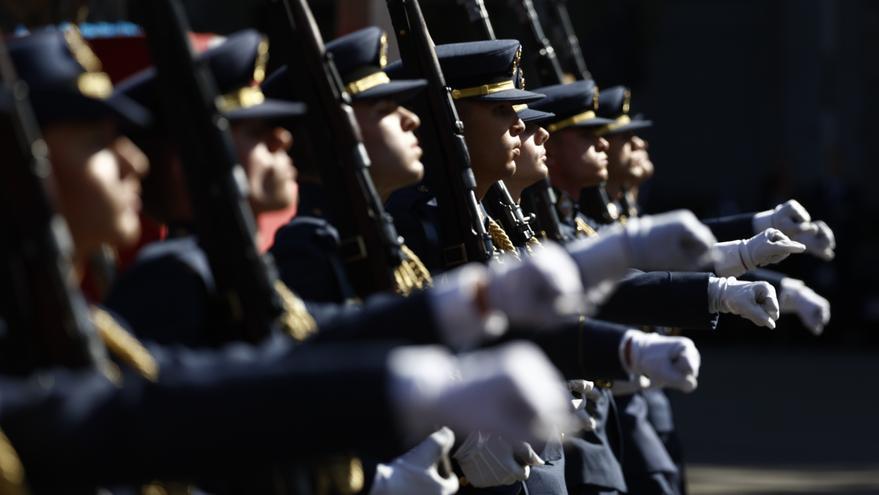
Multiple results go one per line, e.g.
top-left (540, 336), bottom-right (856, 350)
top-left (3, 0), bottom-right (877, 492)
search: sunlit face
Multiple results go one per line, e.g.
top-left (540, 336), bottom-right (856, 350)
top-left (354, 99), bottom-right (423, 198)
top-left (231, 119), bottom-right (296, 215)
top-left (511, 123), bottom-right (550, 187)
top-left (43, 119), bottom-right (149, 257)
top-left (545, 127), bottom-right (609, 189)
top-left (457, 100), bottom-right (526, 192)
top-left (607, 132), bottom-right (652, 186)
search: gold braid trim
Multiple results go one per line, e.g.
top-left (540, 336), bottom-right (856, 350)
top-left (274, 281), bottom-right (318, 342)
top-left (487, 219), bottom-right (521, 261)
top-left (314, 456), bottom-right (364, 495)
top-left (575, 217), bottom-right (598, 238)
top-left (91, 308), bottom-right (159, 382)
top-left (0, 430), bottom-right (27, 495)
top-left (393, 244), bottom-right (433, 296)
top-left (524, 235), bottom-right (543, 255)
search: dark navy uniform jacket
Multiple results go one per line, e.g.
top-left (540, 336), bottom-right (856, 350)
top-left (0, 328), bottom-right (405, 494)
top-left (106, 234), bottom-right (445, 349)
top-left (703, 213), bottom-right (756, 242)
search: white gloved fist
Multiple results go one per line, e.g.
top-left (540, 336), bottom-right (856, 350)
top-left (370, 428), bottom-right (459, 495)
top-left (568, 379), bottom-right (601, 432)
top-left (623, 210), bottom-right (718, 271)
top-left (454, 432), bottom-right (543, 487)
top-left (621, 330), bottom-right (701, 393)
top-left (567, 210), bottom-right (717, 289)
top-left (713, 228), bottom-right (806, 277)
top-left (708, 277), bottom-right (780, 329)
top-left (753, 199), bottom-right (813, 236)
top-left (792, 220), bottom-right (836, 261)
top-left (388, 343), bottom-right (574, 444)
top-left (780, 278), bottom-right (831, 335)
top-left (488, 241), bottom-right (590, 327)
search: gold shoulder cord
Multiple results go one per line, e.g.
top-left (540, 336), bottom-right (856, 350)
top-left (524, 235), bottom-right (543, 255)
top-left (0, 430), bottom-right (27, 495)
top-left (273, 281), bottom-right (318, 342)
top-left (574, 217), bottom-right (598, 238)
top-left (393, 244), bottom-right (433, 296)
top-left (487, 219), bottom-right (521, 261)
top-left (90, 307), bottom-right (159, 382)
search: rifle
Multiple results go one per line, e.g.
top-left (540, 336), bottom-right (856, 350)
top-left (491, 0), bottom-right (570, 243)
top-left (386, 0), bottom-right (494, 267)
top-left (452, 0), bottom-right (539, 249)
top-left (137, 0), bottom-right (285, 343)
top-left (0, 34), bottom-right (108, 374)
top-left (579, 185), bottom-right (618, 225)
top-left (267, 0), bottom-right (408, 298)
top-left (542, 0), bottom-right (592, 80)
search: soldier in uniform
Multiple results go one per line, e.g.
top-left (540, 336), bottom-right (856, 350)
top-left (0, 26), bottom-right (587, 494)
top-left (595, 85), bottom-right (834, 494)
top-left (379, 38), bottom-right (728, 495)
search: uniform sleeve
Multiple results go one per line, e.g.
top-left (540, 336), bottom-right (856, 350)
top-left (306, 291), bottom-right (444, 346)
top-left (740, 268), bottom-right (787, 292)
top-left (596, 271), bottom-right (719, 330)
top-left (270, 217), bottom-right (356, 304)
top-left (702, 213), bottom-right (755, 241)
top-left (0, 339), bottom-right (401, 492)
top-left (505, 318), bottom-right (629, 381)
top-left (105, 255), bottom-right (214, 348)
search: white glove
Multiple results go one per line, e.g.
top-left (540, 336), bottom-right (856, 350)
top-left (780, 278), bottom-right (831, 335)
top-left (792, 220), bottom-right (835, 261)
top-left (429, 264), bottom-right (508, 350)
top-left (487, 242), bottom-right (590, 327)
top-left (713, 228), bottom-right (806, 277)
top-left (567, 209), bottom-right (717, 286)
top-left (568, 379), bottom-right (601, 432)
top-left (621, 330), bottom-right (700, 393)
top-left (708, 277), bottom-right (780, 329)
top-left (388, 343), bottom-right (574, 444)
top-left (453, 431), bottom-right (543, 487)
top-left (370, 428), bottom-right (459, 495)
top-left (611, 375), bottom-right (652, 397)
top-left (752, 199), bottom-right (813, 236)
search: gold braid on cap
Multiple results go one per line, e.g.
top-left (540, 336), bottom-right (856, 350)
top-left (63, 26), bottom-right (112, 100)
top-left (546, 110), bottom-right (597, 133)
top-left (487, 219), bottom-right (521, 261)
top-left (0, 430), bottom-right (26, 495)
top-left (393, 244), bottom-right (433, 296)
top-left (345, 71), bottom-right (391, 96)
top-left (274, 281), bottom-right (318, 342)
top-left (91, 307), bottom-right (159, 382)
top-left (216, 37), bottom-right (269, 113)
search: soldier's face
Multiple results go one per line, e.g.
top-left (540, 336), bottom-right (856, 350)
top-left (458, 100), bottom-right (526, 193)
top-left (607, 132), bottom-right (650, 185)
top-left (231, 119), bottom-right (296, 215)
top-left (628, 136), bottom-right (653, 184)
top-left (43, 119), bottom-right (149, 257)
top-left (546, 128), bottom-right (609, 188)
top-left (354, 99), bottom-right (423, 199)
top-left (512, 124), bottom-right (550, 186)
